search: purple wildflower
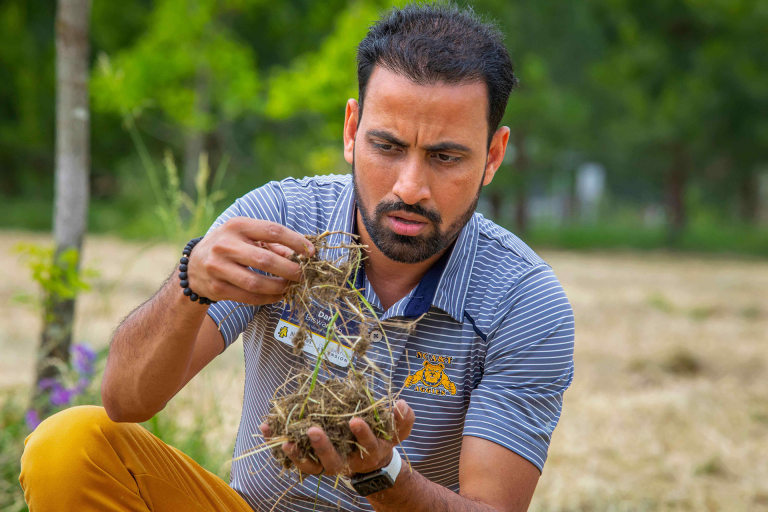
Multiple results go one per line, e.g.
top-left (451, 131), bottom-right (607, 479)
top-left (38, 378), bottom-right (59, 391)
top-left (25, 410), bottom-right (41, 431)
top-left (71, 344), bottom-right (96, 376)
top-left (49, 384), bottom-right (74, 407)
top-left (75, 378), bottom-right (89, 395)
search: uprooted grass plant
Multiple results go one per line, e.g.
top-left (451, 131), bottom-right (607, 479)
top-left (232, 230), bottom-right (415, 479)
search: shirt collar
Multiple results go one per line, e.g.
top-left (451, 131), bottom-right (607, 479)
top-left (323, 176), bottom-right (477, 323)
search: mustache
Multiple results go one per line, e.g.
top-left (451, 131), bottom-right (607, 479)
top-left (374, 200), bottom-right (442, 226)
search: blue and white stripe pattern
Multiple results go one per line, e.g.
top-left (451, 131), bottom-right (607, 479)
top-left (206, 174), bottom-right (574, 511)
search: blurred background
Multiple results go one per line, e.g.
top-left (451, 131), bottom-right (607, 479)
top-left (1, 0), bottom-right (767, 511)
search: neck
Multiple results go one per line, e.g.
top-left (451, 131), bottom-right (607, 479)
top-left (355, 209), bottom-right (447, 311)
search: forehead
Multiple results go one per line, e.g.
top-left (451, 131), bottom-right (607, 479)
top-left (361, 66), bottom-right (489, 146)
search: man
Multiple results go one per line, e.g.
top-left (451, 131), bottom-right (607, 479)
top-left (20, 3), bottom-right (574, 511)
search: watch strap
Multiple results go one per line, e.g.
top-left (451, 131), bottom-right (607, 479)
top-left (381, 447), bottom-right (402, 482)
top-left (349, 448), bottom-right (402, 496)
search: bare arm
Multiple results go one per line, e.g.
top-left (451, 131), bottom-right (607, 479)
top-left (367, 436), bottom-right (539, 512)
top-left (101, 218), bottom-right (314, 422)
top-left (101, 274), bottom-right (214, 422)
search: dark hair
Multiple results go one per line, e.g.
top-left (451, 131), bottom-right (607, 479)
top-left (356, 2), bottom-right (518, 144)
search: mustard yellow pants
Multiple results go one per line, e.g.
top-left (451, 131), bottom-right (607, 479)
top-left (19, 405), bottom-right (253, 512)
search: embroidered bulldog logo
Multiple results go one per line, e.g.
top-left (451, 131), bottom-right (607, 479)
top-left (404, 359), bottom-right (457, 395)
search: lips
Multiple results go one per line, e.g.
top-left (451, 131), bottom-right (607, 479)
top-left (387, 213), bottom-right (428, 236)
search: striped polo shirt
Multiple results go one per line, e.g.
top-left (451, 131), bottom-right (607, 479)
top-left (206, 174), bottom-right (574, 511)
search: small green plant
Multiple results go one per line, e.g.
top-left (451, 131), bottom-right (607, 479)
top-left (661, 348), bottom-right (702, 377)
top-left (689, 305), bottom-right (719, 321)
top-left (694, 456), bottom-right (726, 477)
top-left (13, 244), bottom-right (97, 314)
top-left (646, 292), bottom-right (675, 314)
top-left (0, 393), bottom-right (29, 512)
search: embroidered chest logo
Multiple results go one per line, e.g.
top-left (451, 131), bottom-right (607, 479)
top-left (404, 352), bottom-right (457, 396)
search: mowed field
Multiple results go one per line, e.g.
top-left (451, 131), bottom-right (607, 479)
top-left (1, 230), bottom-right (767, 511)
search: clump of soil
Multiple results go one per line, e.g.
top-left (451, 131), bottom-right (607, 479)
top-left (265, 369), bottom-right (394, 472)
top-left (252, 231), bottom-right (398, 473)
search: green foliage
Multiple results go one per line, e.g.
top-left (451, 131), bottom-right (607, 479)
top-left (13, 244), bottom-right (97, 309)
top-left (91, 0), bottom-right (262, 129)
top-left (156, 149), bottom-right (228, 243)
top-left (264, 0), bottom-right (396, 176)
top-left (118, 107), bottom-right (230, 243)
top-left (2, 0), bottom-right (768, 252)
top-left (524, 220), bottom-right (768, 256)
top-left (0, 393), bottom-right (28, 512)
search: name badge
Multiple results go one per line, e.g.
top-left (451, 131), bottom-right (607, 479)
top-left (274, 304), bottom-right (359, 368)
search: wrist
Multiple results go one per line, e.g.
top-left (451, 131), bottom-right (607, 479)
top-left (350, 447), bottom-right (403, 496)
top-left (178, 236), bottom-right (215, 305)
top-left (166, 272), bottom-right (210, 321)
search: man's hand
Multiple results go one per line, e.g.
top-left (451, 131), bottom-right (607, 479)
top-left (259, 399), bottom-right (415, 476)
top-left (188, 217), bottom-right (315, 305)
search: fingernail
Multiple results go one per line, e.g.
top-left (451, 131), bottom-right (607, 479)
top-left (308, 432), bottom-right (321, 442)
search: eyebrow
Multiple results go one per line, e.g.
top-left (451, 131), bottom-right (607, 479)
top-left (366, 129), bottom-right (472, 154)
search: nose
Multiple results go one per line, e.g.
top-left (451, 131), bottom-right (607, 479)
top-left (391, 155), bottom-right (431, 205)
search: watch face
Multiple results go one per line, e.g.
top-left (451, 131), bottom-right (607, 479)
top-left (351, 472), bottom-right (396, 496)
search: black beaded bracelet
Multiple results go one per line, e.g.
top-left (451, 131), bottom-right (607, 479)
top-left (179, 236), bottom-right (215, 305)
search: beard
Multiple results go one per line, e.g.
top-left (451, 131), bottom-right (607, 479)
top-left (352, 159), bottom-right (485, 264)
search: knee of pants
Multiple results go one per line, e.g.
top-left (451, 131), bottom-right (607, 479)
top-left (20, 405), bottom-right (127, 492)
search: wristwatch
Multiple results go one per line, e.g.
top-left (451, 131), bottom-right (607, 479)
top-left (350, 448), bottom-right (402, 496)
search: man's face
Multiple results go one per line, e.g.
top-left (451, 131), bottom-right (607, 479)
top-left (344, 66), bottom-right (508, 264)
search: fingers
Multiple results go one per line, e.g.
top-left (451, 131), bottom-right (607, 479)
top-left (282, 441), bottom-right (324, 476)
top-left (206, 280), bottom-right (285, 305)
top-left (259, 423), bottom-right (271, 439)
top-left (233, 218), bottom-right (315, 259)
top-left (230, 244), bottom-right (303, 282)
top-left (278, 409), bottom-right (415, 478)
top-left (281, 427), bottom-right (345, 476)
top-left (393, 400), bottom-right (415, 443)
top-left (262, 242), bottom-right (296, 259)
top-left (218, 262), bottom-right (291, 295)
top-left (349, 417), bottom-right (379, 458)
top-left (306, 427), bottom-right (345, 474)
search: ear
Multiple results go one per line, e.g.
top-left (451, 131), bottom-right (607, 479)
top-left (422, 360), bottom-right (430, 367)
top-left (343, 99), bottom-right (359, 165)
top-left (482, 126), bottom-right (510, 186)
top-left (438, 363), bottom-right (445, 369)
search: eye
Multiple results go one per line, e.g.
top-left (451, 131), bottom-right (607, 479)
top-left (433, 153), bottom-right (461, 163)
top-left (373, 142), bottom-right (395, 152)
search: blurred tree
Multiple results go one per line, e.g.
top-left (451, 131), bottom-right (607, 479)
top-left (0, 0), bottom-right (56, 197)
top-left (35, 0), bottom-right (92, 409)
top-left (263, 0), bottom-right (593, 233)
top-left (475, 0), bottom-right (596, 232)
top-left (263, 0), bottom-right (393, 177)
top-left (589, 0), bottom-right (768, 235)
top-left (91, 0), bottom-right (262, 195)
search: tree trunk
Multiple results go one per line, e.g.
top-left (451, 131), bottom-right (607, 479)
top-left (513, 130), bottom-right (529, 234)
top-left (33, 0), bottom-right (92, 407)
top-left (488, 189), bottom-right (503, 223)
top-left (739, 170), bottom-right (758, 224)
top-left (666, 143), bottom-right (689, 242)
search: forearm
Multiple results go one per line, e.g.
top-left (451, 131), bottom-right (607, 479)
top-left (367, 468), bottom-right (498, 512)
top-left (101, 272), bottom-right (209, 422)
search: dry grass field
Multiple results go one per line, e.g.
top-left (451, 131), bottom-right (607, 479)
top-left (1, 230), bottom-right (767, 511)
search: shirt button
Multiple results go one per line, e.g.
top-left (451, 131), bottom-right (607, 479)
top-left (370, 330), bottom-right (383, 342)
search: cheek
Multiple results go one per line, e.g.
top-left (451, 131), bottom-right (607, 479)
top-left (430, 171), bottom-right (481, 217)
top-left (356, 152), bottom-right (398, 197)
